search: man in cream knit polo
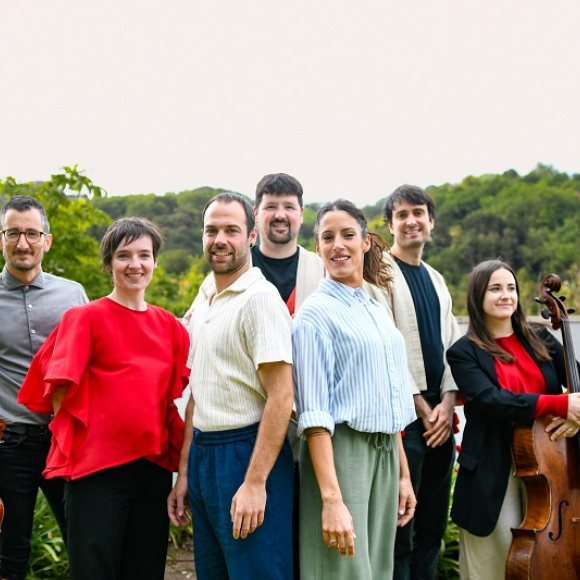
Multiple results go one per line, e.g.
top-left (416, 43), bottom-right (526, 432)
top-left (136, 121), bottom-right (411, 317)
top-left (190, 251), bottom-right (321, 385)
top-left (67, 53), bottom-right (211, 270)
top-left (182, 173), bottom-right (324, 322)
top-left (168, 193), bottom-right (295, 580)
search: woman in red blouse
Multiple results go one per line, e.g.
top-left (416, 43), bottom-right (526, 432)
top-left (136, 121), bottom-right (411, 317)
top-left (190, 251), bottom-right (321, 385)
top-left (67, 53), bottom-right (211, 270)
top-left (19, 217), bottom-right (190, 580)
top-left (446, 259), bottom-right (580, 580)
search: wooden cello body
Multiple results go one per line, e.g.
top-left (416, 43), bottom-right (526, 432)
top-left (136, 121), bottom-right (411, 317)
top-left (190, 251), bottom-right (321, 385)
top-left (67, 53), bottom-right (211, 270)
top-left (506, 274), bottom-right (580, 579)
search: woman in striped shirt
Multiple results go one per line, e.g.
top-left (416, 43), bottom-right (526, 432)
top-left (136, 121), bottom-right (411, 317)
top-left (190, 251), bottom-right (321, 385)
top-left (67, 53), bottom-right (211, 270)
top-left (292, 199), bottom-right (416, 579)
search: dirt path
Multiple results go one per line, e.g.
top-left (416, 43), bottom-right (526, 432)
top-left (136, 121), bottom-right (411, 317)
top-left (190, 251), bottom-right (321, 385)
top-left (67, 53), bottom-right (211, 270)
top-left (165, 541), bottom-right (196, 579)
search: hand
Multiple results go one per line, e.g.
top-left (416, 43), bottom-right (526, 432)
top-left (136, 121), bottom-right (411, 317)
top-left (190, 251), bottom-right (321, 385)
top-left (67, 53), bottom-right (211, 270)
top-left (545, 417), bottom-right (580, 441)
top-left (414, 395), bottom-right (433, 434)
top-left (230, 481), bottom-right (266, 539)
top-left (566, 393), bottom-right (580, 424)
top-left (397, 475), bottom-right (417, 527)
top-left (167, 474), bottom-right (191, 527)
top-left (423, 401), bottom-right (453, 448)
top-left (321, 497), bottom-right (356, 556)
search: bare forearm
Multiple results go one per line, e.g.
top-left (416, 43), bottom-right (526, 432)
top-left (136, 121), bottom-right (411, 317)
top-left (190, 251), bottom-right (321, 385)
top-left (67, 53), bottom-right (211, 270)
top-left (413, 394), bottom-right (431, 420)
top-left (397, 433), bottom-right (410, 480)
top-left (245, 364), bottom-right (293, 485)
top-left (397, 432), bottom-right (417, 526)
top-left (178, 395), bottom-right (194, 477)
top-left (168, 393), bottom-right (194, 526)
top-left (306, 428), bottom-right (356, 555)
top-left (51, 384), bottom-right (69, 415)
top-left (441, 390), bottom-right (457, 411)
top-left (306, 429), bottom-right (342, 502)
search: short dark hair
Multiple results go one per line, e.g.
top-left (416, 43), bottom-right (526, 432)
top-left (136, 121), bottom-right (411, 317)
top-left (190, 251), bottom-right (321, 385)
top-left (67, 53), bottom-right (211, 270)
top-left (100, 217), bottom-right (164, 268)
top-left (1, 196), bottom-right (50, 232)
top-left (202, 193), bottom-right (255, 234)
top-left (383, 184), bottom-right (435, 223)
top-left (255, 173), bottom-right (304, 208)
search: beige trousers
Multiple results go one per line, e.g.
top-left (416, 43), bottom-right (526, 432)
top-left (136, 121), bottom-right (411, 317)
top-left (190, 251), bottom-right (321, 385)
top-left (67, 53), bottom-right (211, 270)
top-left (459, 472), bottom-right (524, 580)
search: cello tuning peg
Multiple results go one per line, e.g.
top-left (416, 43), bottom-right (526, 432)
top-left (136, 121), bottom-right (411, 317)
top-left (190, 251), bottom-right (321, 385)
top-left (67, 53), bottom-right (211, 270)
top-left (541, 308), bottom-right (551, 320)
top-left (559, 295), bottom-right (566, 302)
top-left (568, 308), bottom-right (576, 314)
top-left (534, 297), bottom-right (545, 304)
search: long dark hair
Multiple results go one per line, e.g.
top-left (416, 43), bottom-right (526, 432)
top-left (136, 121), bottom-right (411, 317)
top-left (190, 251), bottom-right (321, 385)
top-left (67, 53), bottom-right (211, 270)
top-left (466, 259), bottom-right (550, 362)
top-left (314, 199), bottom-right (392, 290)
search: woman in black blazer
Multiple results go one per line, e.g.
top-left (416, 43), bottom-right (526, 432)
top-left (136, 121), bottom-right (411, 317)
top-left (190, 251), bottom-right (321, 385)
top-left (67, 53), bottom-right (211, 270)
top-left (446, 259), bottom-right (580, 579)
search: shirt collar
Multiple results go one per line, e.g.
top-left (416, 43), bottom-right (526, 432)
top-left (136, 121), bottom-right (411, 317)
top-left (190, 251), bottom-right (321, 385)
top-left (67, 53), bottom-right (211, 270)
top-left (319, 278), bottom-right (370, 306)
top-left (199, 267), bottom-right (265, 301)
top-left (1, 266), bottom-right (45, 289)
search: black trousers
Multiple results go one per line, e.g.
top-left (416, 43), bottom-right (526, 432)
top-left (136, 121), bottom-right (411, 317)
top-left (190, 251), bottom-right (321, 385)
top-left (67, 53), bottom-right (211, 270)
top-left (0, 429), bottom-right (66, 580)
top-left (64, 459), bottom-right (172, 580)
top-left (393, 420), bottom-right (456, 580)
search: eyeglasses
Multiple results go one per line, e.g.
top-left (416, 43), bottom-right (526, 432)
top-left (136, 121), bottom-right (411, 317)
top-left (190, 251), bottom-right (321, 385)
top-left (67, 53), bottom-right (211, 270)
top-left (1, 229), bottom-right (48, 244)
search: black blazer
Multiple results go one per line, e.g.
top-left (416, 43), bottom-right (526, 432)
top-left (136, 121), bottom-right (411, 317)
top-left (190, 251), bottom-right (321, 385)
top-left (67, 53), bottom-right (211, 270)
top-left (446, 327), bottom-right (572, 536)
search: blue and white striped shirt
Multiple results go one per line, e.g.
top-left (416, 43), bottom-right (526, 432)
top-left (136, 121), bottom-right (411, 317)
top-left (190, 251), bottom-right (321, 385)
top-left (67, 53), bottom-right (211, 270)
top-left (292, 278), bottom-right (416, 437)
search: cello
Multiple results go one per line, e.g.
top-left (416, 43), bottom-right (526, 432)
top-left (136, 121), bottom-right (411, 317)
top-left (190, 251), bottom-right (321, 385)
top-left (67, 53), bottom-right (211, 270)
top-left (506, 273), bottom-right (580, 578)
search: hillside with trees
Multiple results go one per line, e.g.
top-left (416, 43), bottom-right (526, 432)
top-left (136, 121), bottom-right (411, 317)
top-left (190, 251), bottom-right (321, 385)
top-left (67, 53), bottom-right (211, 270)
top-left (2, 164), bottom-right (579, 316)
top-left (407, 165), bottom-right (580, 313)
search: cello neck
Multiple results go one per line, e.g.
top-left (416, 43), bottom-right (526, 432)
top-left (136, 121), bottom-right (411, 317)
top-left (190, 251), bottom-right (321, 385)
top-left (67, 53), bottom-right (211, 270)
top-left (561, 318), bottom-right (580, 394)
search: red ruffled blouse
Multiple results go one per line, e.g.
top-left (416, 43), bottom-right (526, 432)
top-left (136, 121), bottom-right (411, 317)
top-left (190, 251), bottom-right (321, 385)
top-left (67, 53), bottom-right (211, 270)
top-left (18, 297), bottom-right (190, 480)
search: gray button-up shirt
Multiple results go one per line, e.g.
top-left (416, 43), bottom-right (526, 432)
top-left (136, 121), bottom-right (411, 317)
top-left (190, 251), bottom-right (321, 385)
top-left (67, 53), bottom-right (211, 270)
top-left (0, 266), bottom-right (88, 425)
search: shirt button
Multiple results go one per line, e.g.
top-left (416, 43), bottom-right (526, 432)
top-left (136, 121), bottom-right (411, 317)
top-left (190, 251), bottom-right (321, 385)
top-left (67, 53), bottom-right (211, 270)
top-left (31, 329), bottom-right (37, 334)
top-left (28, 304), bottom-right (32, 309)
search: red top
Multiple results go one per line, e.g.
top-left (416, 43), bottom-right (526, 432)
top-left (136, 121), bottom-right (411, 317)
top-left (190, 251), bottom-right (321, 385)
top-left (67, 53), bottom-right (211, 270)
top-left (286, 287), bottom-right (297, 316)
top-left (495, 333), bottom-right (567, 419)
top-left (18, 298), bottom-right (190, 480)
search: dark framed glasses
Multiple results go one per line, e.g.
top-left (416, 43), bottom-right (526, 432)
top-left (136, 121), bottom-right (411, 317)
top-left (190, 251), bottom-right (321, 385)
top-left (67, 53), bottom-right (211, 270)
top-left (1, 229), bottom-right (48, 244)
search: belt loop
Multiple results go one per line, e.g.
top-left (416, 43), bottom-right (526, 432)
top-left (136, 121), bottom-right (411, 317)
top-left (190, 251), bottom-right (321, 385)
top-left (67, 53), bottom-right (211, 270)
top-left (4, 423), bottom-right (50, 440)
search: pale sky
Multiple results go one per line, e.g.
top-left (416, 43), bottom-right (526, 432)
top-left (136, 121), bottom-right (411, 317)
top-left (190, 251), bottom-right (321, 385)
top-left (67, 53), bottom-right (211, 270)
top-left (1, 0), bottom-right (579, 207)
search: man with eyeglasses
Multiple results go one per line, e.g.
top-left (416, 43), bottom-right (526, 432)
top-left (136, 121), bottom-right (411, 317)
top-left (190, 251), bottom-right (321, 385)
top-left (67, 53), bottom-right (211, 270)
top-left (0, 196), bottom-right (88, 580)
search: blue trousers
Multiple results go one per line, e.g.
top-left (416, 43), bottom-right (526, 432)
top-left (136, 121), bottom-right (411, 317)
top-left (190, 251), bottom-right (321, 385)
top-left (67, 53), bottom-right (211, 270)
top-left (188, 423), bottom-right (294, 580)
top-left (0, 429), bottom-right (66, 580)
top-left (393, 420), bottom-right (456, 580)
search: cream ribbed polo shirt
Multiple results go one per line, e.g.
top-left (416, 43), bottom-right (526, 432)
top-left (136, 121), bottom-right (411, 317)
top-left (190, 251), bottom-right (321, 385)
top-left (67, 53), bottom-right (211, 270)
top-left (187, 267), bottom-right (292, 431)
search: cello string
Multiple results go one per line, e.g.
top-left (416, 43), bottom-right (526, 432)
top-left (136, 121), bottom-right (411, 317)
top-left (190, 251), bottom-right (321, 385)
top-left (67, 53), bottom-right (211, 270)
top-left (561, 319), bottom-right (580, 394)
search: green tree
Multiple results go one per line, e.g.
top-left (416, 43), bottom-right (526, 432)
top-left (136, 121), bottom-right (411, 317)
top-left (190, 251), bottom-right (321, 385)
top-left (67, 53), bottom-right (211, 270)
top-left (427, 165), bottom-right (580, 313)
top-left (0, 165), bottom-right (111, 299)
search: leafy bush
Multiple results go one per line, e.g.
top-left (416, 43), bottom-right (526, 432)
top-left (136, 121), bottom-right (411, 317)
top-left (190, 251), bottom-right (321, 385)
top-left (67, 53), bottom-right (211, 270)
top-left (168, 521), bottom-right (192, 551)
top-left (436, 467), bottom-right (459, 578)
top-left (27, 491), bottom-right (68, 579)
top-left (27, 493), bottom-right (193, 579)
top-left (437, 517), bottom-right (460, 578)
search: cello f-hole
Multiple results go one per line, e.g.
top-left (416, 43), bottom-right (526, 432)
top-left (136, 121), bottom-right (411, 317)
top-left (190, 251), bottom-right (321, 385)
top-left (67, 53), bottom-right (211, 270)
top-left (548, 500), bottom-right (569, 541)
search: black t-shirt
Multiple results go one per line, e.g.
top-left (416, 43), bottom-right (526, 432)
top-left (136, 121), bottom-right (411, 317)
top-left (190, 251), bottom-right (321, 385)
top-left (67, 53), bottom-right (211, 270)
top-left (395, 256), bottom-right (445, 406)
top-left (251, 246), bottom-right (299, 303)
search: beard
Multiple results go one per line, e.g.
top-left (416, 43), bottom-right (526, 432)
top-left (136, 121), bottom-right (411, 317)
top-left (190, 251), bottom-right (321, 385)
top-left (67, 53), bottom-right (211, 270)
top-left (264, 220), bottom-right (295, 245)
top-left (206, 245), bottom-right (249, 276)
top-left (4, 249), bottom-right (40, 271)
